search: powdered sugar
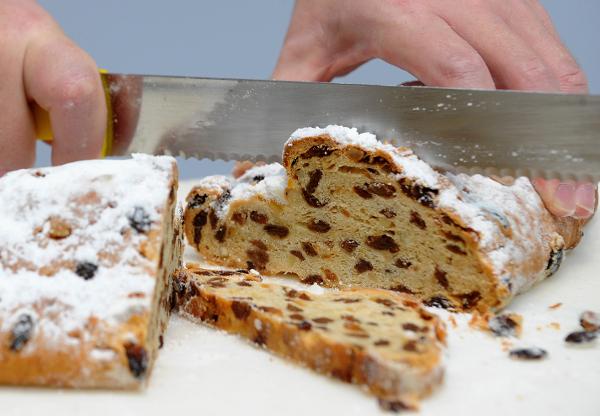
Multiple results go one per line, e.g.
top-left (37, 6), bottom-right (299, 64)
top-left (288, 125), bottom-right (439, 188)
top-left (0, 154), bottom-right (176, 353)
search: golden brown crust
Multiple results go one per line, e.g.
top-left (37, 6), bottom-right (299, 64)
top-left (174, 266), bottom-right (445, 408)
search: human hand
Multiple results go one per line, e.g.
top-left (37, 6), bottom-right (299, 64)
top-left (274, 0), bottom-right (595, 218)
top-left (0, 0), bottom-right (106, 176)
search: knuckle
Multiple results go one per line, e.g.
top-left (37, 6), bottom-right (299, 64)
top-left (517, 57), bottom-right (553, 84)
top-left (439, 53), bottom-right (487, 83)
top-left (557, 64), bottom-right (588, 91)
top-left (56, 74), bottom-right (101, 109)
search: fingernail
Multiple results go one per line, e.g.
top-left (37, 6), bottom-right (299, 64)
top-left (552, 182), bottom-right (576, 217)
top-left (574, 183), bottom-right (597, 219)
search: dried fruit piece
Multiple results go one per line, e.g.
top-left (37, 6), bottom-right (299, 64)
top-left (47, 217), bottom-right (72, 239)
top-left (10, 314), bottom-right (34, 352)
top-left (565, 331), bottom-right (597, 344)
top-left (355, 259), bottom-right (373, 273)
top-left (341, 239), bottom-right (359, 253)
top-left (395, 258), bottom-right (412, 269)
top-left (128, 206), bottom-right (152, 233)
top-left (302, 242), bottom-right (318, 257)
top-left (434, 267), bottom-right (449, 290)
top-left (410, 211), bottom-right (427, 230)
top-left (75, 262), bottom-right (98, 280)
top-left (188, 193), bottom-right (207, 209)
top-left (264, 224), bottom-right (289, 238)
top-left (489, 314), bottom-right (522, 337)
top-left (250, 211), bottom-right (268, 224)
top-left (301, 275), bottom-right (324, 285)
top-left (366, 235), bottom-right (399, 253)
top-left (380, 208), bottom-right (396, 218)
top-left (124, 342), bottom-right (148, 378)
top-left (424, 296), bottom-right (453, 310)
top-left (509, 347), bottom-right (547, 360)
top-left (307, 219), bottom-right (331, 233)
top-left (353, 185), bottom-right (372, 199)
top-left (192, 211), bottom-right (208, 244)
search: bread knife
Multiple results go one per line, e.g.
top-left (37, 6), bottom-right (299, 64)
top-left (34, 73), bottom-right (600, 182)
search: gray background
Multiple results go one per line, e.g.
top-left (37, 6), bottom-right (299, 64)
top-left (35, 0), bottom-right (600, 178)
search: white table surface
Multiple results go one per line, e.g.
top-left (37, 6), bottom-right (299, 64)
top-left (2, 180), bottom-right (599, 416)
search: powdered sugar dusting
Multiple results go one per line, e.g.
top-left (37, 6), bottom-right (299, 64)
top-left (288, 125), bottom-right (439, 188)
top-left (0, 155), bottom-right (175, 352)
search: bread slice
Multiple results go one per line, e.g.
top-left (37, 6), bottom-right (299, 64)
top-left (183, 125), bottom-right (586, 311)
top-left (0, 155), bottom-right (183, 388)
top-left (174, 265), bottom-right (446, 409)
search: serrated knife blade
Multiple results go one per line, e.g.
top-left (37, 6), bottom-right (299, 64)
top-left (105, 73), bottom-right (600, 182)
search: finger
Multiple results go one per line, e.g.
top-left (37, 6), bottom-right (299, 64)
top-left (574, 182), bottom-right (597, 219)
top-left (438, 8), bottom-right (559, 91)
top-left (503, 1), bottom-right (588, 93)
top-left (377, 15), bottom-right (495, 89)
top-left (0, 34), bottom-right (36, 175)
top-left (23, 34), bottom-right (106, 165)
top-left (533, 178), bottom-right (576, 217)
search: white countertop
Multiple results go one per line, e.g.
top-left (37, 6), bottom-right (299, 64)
top-left (2, 180), bottom-right (599, 416)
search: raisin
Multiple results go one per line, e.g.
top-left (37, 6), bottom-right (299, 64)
top-left (305, 169), bottom-right (323, 194)
top-left (125, 342), bottom-right (148, 378)
top-left (290, 250), bottom-right (305, 261)
top-left (403, 340), bottom-right (418, 352)
top-left (283, 288), bottom-right (299, 298)
top-left (424, 296), bottom-right (454, 309)
top-left (390, 284), bottom-right (415, 294)
top-left (75, 262), bottom-right (98, 280)
top-left (232, 211), bottom-right (247, 225)
top-left (374, 339), bottom-right (390, 346)
top-left (402, 323), bottom-right (420, 332)
top-left (251, 240), bottom-right (268, 251)
top-left (509, 347), bottom-right (547, 360)
top-left (192, 211), bottom-right (208, 244)
top-left (237, 281), bottom-right (252, 287)
top-left (395, 258), bottom-right (412, 269)
top-left (307, 219), bottom-right (331, 233)
top-left (367, 182), bottom-right (396, 198)
top-left (456, 291), bottom-right (482, 309)
top-left (259, 306), bottom-right (283, 315)
top-left (313, 317), bottom-right (334, 324)
top-left (128, 206), bottom-right (152, 233)
top-left (434, 267), bottom-right (450, 289)
top-left (565, 331), bottom-right (597, 344)
top-left (398, 179), bottom-right (438, 208)
top-left (546, 249), bottom-right (564, 277)
top-left (302, 189), bottom-right (327, 207)
top-left (297, 321), bottom-right (312, 330)
top-left (287, 304), bottom-right (303, 312)
top-left (354, 259), bottom-right (373, 273)
top-left (159, 335), bottom-right (164, 349)
top-left (231, 301), bottom-right (252, 320)
top-left (188, 193), bottom-right (207, 209)
top-left (341, 239), bottom-right (359, 253)
top-left (446, 244), bottom-right (467, 255)
top-left (252, 175), bottom-right (265, 182)
top-left (353, 185), bottom-right (372, 199)
top-left (301, 145), bottom-right (333, 158)
top-left (302, 242), bottom-right (318, 256)
top-left (250, 211), bottom-right (268, 224)
top-left (9, 314), bottom-right (34, 352)
top-left (289, 313), bottom-right (305, 321)
top-left (334, 298), bottom-right (361, 304)
top-left (246, 249), bottom-right (269, 270)
top-left (264, 224), bottom-right (289, 238)
top-left (410, 211), bottom-right (427, 230)
top-left (301, 275), bottom-right (324, 285)
top-left (382, 311), bottom-right (395, 316)
top-left (299, 293), bottom-right (312, 301)
top-left (443, 231), bottom-right (465, 243)
top-left (324, 269), bottom-right (338, 282)
top-left (489, 315), bottom-right (519, 337)
top-left (366, 235), bottom-right (399, 253)
top-left (380, 208), bottom-right (396, 218)
top-left (209, 210), bottom-right (218, 229)
top-left (374, 298), bottom-right (396, 308)
top-left (214, 225), bottom-right (227, 242)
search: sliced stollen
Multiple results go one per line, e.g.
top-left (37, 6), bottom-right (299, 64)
top-left (0, 155), bottom-right (183, 388)
top-left (173, 265), bottom-right (446, 409)
top-left (183, 125), bottom-right (587, 311)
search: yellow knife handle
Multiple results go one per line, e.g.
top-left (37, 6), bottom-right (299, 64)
top-left (33, 69), bottom-right (113, 157)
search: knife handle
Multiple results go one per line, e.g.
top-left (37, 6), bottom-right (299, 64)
top-left (33, 69), bottom-right (113, 157)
